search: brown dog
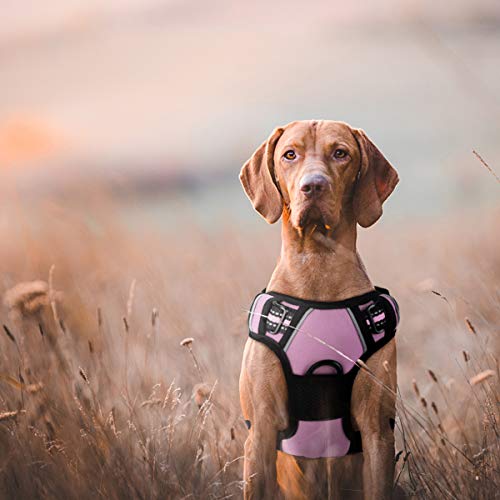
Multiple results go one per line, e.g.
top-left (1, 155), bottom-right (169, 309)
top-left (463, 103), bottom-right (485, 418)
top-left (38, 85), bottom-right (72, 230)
top-left (239, 120), bottom-right (399, 499)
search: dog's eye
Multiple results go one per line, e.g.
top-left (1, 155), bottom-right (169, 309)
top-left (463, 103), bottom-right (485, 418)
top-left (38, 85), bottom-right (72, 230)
top-left (333, 148), bottom-right (347, 159)
top-left (283, 150), bottom-right (296, 161)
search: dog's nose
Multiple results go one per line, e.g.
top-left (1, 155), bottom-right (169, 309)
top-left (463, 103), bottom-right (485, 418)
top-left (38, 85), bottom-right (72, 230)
top-left (300, 174), bottom-right (329, 198)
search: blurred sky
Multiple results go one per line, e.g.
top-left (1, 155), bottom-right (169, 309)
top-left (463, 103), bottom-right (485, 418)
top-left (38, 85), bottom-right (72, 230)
top-left (1, 0), bottom-right (499, 220)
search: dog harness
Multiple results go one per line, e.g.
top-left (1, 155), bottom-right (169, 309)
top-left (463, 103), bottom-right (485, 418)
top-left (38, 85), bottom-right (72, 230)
top-left (247, 286), bottom-right (399, 459)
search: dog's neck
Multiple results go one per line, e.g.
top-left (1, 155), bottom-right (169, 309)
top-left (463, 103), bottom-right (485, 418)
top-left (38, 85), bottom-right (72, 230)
top-left (267, 210), bottom-right (373, 301)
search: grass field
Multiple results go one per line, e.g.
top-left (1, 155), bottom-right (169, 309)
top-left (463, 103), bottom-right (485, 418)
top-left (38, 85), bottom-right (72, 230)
top-left (0, 193), bottom-right (498, 499)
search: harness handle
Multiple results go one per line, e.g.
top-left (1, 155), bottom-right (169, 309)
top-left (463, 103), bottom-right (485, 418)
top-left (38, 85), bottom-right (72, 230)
top-left (305, 359), bottom-right (344, 376)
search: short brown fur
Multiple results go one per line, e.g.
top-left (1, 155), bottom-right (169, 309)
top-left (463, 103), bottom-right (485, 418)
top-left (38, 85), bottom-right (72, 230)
top-left (239, 120), bottom-right (399, 499)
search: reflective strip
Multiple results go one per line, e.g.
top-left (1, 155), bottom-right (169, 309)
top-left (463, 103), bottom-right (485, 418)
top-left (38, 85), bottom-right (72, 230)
top-left (283, 308), bottom-right (312, 352)
top-left (248, 296), bottom-right (260, 333)
top-left (347, 308), bottom-right (367, 351)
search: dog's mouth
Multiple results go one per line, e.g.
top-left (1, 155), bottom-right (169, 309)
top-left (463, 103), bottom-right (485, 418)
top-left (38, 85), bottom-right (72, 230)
top-left (295, 203), bottom-right (332, 233)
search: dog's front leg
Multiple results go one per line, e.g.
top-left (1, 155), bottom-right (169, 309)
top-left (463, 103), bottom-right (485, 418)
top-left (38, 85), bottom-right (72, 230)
top-left (352, 340), bottom-right (397, 500)
top-left (361, 426), bottom-right (395, 500)
top-left (240, 340), bottom-right (289, 500)
top-left (243, 418), bottom-right (280, 499)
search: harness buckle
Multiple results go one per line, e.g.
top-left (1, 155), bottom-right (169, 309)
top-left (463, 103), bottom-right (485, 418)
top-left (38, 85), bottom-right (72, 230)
top-left (367, 303), bottom-right (385, 334)
top-left (267, 301), bottom-right (288, 334)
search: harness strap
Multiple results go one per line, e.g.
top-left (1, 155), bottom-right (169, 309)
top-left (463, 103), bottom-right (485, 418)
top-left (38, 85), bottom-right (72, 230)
top-left (288, 370), bottom-right (357, 421)
top-left (247, 287), bottom-right (399, 458)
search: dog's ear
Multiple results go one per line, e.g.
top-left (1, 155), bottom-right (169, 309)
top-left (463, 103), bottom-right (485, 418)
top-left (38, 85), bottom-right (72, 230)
top-left (351, 128), bottom-right (399, 228)
top-left (239, 127), bottom-right (285, 224)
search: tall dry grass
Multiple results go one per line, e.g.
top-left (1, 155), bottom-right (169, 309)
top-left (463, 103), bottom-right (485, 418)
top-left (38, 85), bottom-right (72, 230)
top-left (0, 193), bottom-right (498, 499)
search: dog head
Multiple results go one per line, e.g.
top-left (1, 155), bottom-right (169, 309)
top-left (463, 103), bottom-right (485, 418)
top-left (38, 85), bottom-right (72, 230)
top-left (240, 120), bottom-right (399, 231)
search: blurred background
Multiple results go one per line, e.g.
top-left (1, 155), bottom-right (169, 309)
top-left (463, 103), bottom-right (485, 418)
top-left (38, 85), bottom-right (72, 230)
top-left (1, 0), bottom-right (499, 224)
top-left (0, 2), bottom-right (499, 498)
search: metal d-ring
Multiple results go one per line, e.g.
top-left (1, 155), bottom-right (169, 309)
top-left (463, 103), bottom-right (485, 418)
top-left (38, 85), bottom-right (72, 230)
top-left (367, 303), bottom-right (384, 334)
top-left (267, 301), bottom-right (287, 334)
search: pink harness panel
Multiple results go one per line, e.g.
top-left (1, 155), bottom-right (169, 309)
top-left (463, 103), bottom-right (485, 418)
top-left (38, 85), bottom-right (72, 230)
top-left (247, 287), bottom-right (399, 459)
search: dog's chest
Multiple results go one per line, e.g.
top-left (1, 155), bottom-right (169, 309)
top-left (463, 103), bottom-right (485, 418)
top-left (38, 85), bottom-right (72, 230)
top-left (247, 287), bottom-right (399, 459)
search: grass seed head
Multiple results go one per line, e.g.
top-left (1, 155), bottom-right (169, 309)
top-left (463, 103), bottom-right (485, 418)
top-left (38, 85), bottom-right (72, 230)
top-left (180, 337), bottom-right (194, 347)
top-left (412, 379), bottom-right (420, 397)
top-left (470, 370), bottom-right (495, 386)
top-left (193, 382), bottom-right (211, 408)
top-left (465, 317), bottom-right (477, 335)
